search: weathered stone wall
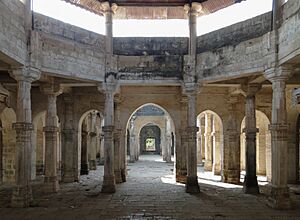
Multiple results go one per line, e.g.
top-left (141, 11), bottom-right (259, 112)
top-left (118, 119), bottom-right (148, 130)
top-left (34, 14), bottom-right (106, 81)
top-left (0, 0), bottom-right (27, 65)
top-left (196, 12), bottom-right (272, 54)
top-left (114, 37), bottom-right (188, 56)
top-left (118, 55), bottom-right (183, 79)
top-left (196, 34), bottom-right (274, 81)
top-left (278, 0), bottom-right (300, 65)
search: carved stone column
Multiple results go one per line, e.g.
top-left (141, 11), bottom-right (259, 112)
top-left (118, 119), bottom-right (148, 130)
top-left (204, 113), bottom-right (213, 171)
top-left (176, 96), bottom-right (188, 184)
top-left (98, 75), bottom-right (119, 193)
top-left (80, 120), bottom-right (89, 175)
top-left (196, 131), bottom-right (202, 164)
top-left (114, 95), bottom-right (123, 183)
top-left (41, 84), bottom-right (62, 193)
top-left (222, 96), bottom-right (241, 184)
top-left (184, 2), bottom-right (202, 55)
top-left (62, 94), bottom-right (76, 182)
top-left (213, 118), bottom-right (221, 175)
top-left (201, 118), bottom-right (205, 159)
top-left (242, 84), bottom-right (261, 194)
top-left (88, 111), bottom-right (97, 170)
top-left (183, 84), bottom-right (200, 193)
top-left (129, 132), bottom-right (136, 163)
top-left (165, 132), bottom-right (172, 163)
top-left (265, 65), bottom-right (293, 209)
top-left (10, 67), bottom-right (40, 207)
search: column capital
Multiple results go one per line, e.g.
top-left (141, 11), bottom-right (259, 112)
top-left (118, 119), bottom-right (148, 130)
top-left (241, 83), bottom-right (262, 97)
top-left (264, 65), bottom-right (293, 83)
top-left (40, 83), bottom-right (63, 96)
top-left (10, 66), bottom-right (40, 82)
top-left (184, 2), bottom-right (203, 16)
top-left (98, 74), bottom-right (119, 95)
top-left (101, 1), bottom-right (118, 14)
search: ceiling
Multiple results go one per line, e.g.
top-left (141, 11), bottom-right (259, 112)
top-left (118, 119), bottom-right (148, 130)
top-left (62, 0), bottom-right (245, 19)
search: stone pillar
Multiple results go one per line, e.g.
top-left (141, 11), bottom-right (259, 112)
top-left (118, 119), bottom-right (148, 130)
top-left (257, 130), bottom-right (267, 175)
top-left (185, 91), bottom-right (199, 193)
top-left (98, 75), bottom-right (119, 193)
top-left (242, 84), bottom-right (261, 194)
top-left (81, 120), bottom-right (89, 175)
top-left (176, 96), bottom-right (188, 184)
top-left (213, 118), bottom-right (221, 175)
top-left (99, 131), bottom-right (105, 165)
top-left (114, 94), bottom-right (122, 183)
top-left (88, 112), bottom-right (97, 170)
top-left (62, 94), bottom-right (76, 182)
top-left (41, 84), bottom-right (62, 193)
top-left (201, 118), bottom-right (205, 159)
top-left (129, 132), bottom-right (136, 163)
top-left (114, 129), bottom-right (122, 183)
top-left (184, 2), bottom-right (202, 55)
top-left (165, 132), bottom-right (172, 163)
top-left (204, 113), bottom-right (213, 171)
top-left (10, 67), bottom-right (40, 207)
top-left (222, 96), bottom-right (241, 184)
top-left (196, 131), bottom-right (202, 164)
top-left (265, 66), bottom-right (293, 209)
top-left (119, 128), bottom-right (127, 182)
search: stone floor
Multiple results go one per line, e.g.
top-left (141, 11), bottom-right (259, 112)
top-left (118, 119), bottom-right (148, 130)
top-left (0, 155), bottom-right (300, 220)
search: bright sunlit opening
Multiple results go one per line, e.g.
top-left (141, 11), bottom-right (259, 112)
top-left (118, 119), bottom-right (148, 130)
top-left (197, 0), bottom-right (273, 36)
top-left (32, 0), bottom-right (279, 37)
top-left (33, 0), bottom-right (105, 34)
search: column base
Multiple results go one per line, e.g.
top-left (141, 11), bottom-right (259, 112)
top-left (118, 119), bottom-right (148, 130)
top-left (243, 175), bottom-right (259, 194)
top-left (176, 169), bottom-right (187, 184)
top-left (11, 185), bottom-right (33, 208)
top-left (222, 169), bottom-right (240, 184)
top-left (268, 186), bottom-right (291, 209)
top-left (62, 170), bottom-right (76, 183)
top-left (185, 176), bottom-right (200, 193)
top-left (114, 170), bottom-right (123, 184)
top-left (101, 175), bottom-right (116, 193)
top-left (44, 176), bottom-right (59, 193)
top-left (89, 160), bottom-right (97, 170)
top-left (121, 168), bottom-right (126, 182)
top-left (80, 164), bottom-right (89, 175)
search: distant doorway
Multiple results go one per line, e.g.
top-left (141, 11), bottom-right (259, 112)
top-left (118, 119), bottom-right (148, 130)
top-left (140, 125), bottom-right (161, 155)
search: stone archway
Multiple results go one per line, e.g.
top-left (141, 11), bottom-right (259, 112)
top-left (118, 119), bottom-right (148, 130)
top-left (126, 103), bottom-right (175, 164)
top-left (78, 110), bottom-right (103, 176)
top-left (240, 110), bottom-right (271, 180)
top-left (197, 110), bottom-right (224, 175)
top-left (139, 124), bottom-right (161, 155)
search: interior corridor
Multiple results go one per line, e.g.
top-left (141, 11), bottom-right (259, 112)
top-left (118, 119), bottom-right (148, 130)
top-left (0, 155), bottom-right (299, 220)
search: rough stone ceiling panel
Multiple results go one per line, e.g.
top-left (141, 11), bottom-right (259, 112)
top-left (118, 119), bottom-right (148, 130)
top-left (62, 0), bottom-right (244, 19)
